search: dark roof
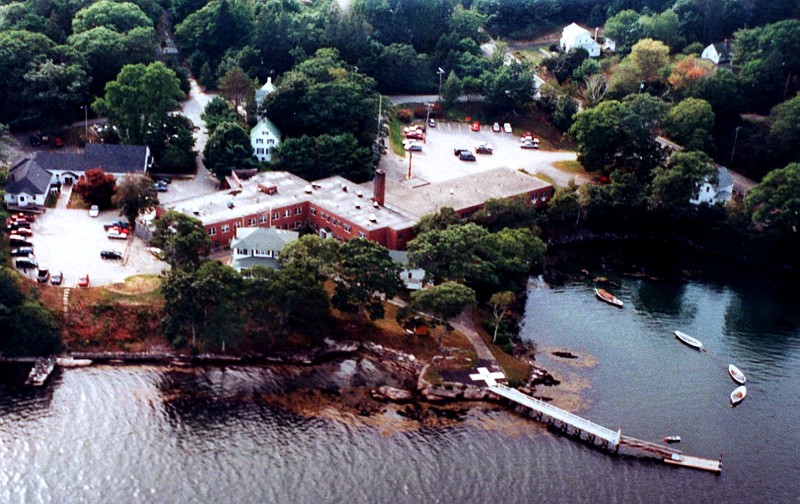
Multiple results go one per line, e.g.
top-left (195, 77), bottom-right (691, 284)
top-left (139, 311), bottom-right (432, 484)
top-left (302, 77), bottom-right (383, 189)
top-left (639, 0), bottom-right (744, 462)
top-left (31, 144), bottom-right (148, 175)
top-left (712, 43), bottom-right (732, 61)
top-left (6, 157), bottom-right (53, 195)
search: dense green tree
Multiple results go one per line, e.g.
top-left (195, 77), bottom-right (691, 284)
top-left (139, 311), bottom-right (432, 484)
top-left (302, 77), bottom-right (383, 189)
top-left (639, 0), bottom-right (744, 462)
top-left (478, 227), bottom-right (546, 291)
top-left (372, 43), bottom-right (432, 94)
top-left (573, 59), bottom-right (600, 82)
top-left (218, 66), bottom-right (255, 112)
top-left (151, 114), bottom-right (197, 173)
top-left (663, 98), bottom-right (715, 152)
top-left (629, 38), bottom-right (671, 84)
top-left (19, 56), bottom-right (90, 131)
top-left (111, 174), bottom-right (158, 230)
top-left (691, 69), bottom-right (742, 128)
top-left (271, 133), bottom-right (374, 182)
top-left (544, 48), bottom-right (589, 84)
top-left (0, 269), bottom-right (60, 357)
top-left (72, 1), bottom-right (152, 34)
top-left (331, 238), bottom-right (402, 320)
top-left (440, 70), bottom-right (463, 110)
top-left (174, 0), bottom-right (253, 65)
top-left (0, 30), bottom-right (58, 126)
top-left (151, 210), bottom-right (212, 270)
top-left (481, 61), bottom-right (535, 114)
top-left (604, 10), bottom-right (644, 54)
top-left (413, 207), bottom-right (463, 234)
top-left (640, 9), bottom-right (684, 50)
top-left (202, 121), bottom-right (254, 182)
top-left (279, 234), bottom-right (340, 279)
top-left (93, 62), bottom-right (183, 144)
top-left (407, 281), bottom-right (476, 351)
top-left (746, 162), bottom-right (800, 234)
top-left (767, 96), bottom-right (800, 164)
top-left (469, 198), bottom-right (538, 233)
top-left (408, 223), bottom-right (491, 285)
top-left (546, 189), bottom-right (582, 230)
top-left (201, 97), bottom-right (239, 136)
top-left (648, 151), bottom-right (717, 213)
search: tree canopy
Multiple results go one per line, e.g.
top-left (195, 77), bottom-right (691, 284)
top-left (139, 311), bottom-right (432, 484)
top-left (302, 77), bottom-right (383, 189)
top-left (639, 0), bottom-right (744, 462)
top-left (150, 210), bottom-right (212, 270)
top-left (746, 162), bottom-right (800, 234)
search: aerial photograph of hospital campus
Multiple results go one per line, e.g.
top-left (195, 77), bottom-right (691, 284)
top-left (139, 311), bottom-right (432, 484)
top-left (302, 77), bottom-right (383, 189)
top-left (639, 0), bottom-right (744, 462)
top-left (1, 0), bottom-right (799, 501)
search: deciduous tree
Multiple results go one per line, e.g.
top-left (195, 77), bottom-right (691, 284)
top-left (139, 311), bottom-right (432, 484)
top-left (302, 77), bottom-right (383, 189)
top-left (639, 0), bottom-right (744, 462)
top-left (203, 121), bottom-right (254, 182)
top-left (408, 281), bottom-right (476, 351)
top-left (111, 174), bottom-right (158, 230)
top-left (74, 168), bottom-right (117, 209)
top-left (746, 162), bottom-right (800, 234)
top-left (150, 210), bottom-right (212, 270)
top-left (331, 238), bottom-right (402, 320)
top-left (489, 291), bottom-right (515, 343)
top-left (663, 98), bottom-right (715, 152)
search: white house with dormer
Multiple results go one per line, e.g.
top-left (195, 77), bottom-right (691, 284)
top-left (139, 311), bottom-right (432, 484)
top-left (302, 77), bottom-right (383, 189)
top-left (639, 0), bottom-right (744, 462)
top-left (229, 226), bottom-right (298, 273)
top-left (560, 23), bottom-right (601, 58)
top-left (701, 42), bottom-right (733, 67)
top-left (251, 77), bottom-right (281, 162)
top-left (690, 167), bottom-right (734, 206)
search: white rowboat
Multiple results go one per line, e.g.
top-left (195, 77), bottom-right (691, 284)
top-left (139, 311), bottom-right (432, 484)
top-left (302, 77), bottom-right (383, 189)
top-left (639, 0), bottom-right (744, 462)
top-left (595, 288), bottom-right (623, 308)
top-left (730, 385), bottom-right (747, 405)
top-left (728, 364), bottom-right (746, 385)
top-left (674, 330), bottom-right (704, 350)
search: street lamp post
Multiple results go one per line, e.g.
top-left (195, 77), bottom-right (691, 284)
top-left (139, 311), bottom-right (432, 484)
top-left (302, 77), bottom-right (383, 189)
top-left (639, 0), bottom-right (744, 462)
top-left (424, 103), bottom-right (432, 143)
top-left (437, 67), bottom-right (445, 103)
top-left (730, 126), bottom-right (741, 163)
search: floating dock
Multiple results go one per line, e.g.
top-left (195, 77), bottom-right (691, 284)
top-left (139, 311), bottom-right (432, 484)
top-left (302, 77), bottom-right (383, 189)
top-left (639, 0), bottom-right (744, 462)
top-left (489, 384), bottom-right (722, 473)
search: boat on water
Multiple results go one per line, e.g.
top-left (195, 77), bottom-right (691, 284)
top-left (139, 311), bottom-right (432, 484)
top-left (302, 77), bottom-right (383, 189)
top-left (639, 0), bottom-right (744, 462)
top-left (728, 364), bottom-right (746, 385)
top-left (24, 356), bottom-right (57, 386)
top-left (594, 288), bottom-right (624, 308)
top-left (663, 436), bottom-right (682, 444)
top-left (731, 385), bottom-right (747, 405)
top-left (56, 357), bottom-right (93, 368)
top-left (674, 330), bottom-right (704, 350)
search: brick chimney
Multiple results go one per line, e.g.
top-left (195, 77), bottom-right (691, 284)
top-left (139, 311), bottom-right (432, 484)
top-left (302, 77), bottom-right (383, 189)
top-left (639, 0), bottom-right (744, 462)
top-left (373, 169), bottom-right (386, 206)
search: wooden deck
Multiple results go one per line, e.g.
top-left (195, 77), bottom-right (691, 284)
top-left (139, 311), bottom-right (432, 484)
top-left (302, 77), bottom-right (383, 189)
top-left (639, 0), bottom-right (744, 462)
top-left (489, 384), bottom-right (723, 473)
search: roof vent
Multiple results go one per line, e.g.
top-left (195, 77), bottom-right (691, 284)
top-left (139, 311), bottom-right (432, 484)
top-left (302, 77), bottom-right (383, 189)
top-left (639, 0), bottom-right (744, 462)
top-left (304, 184), bottom-right (313, 194)
top-left (227, 200), bottom-right (234, 209)
top-left (357, 191), bottom-right (363, 198)
top-left (368, 213), bottom-right (377, 223)
top-left (449, 188), bottom-right (454, 195)
top-left (373, 201), bottom-right (379, 208)
top-left (341, 183), bottom-right (348, 192)
top-left (355, 201), bottom-right (361, 209)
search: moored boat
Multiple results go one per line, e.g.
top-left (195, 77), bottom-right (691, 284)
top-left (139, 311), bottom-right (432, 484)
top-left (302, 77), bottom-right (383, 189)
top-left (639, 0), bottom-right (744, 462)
top-left (674, 330), bottom-right (704, 350)
top-left (730, 385), bottom-right (747, 405)
top-left (56, 357), bottom-right (93, 368)
top-left (728, 364), bottom-right (746, 385)
top-left (663, 436), bottom-right (681, 444)
top-left (25, 356), bottom-right (56, 386)
top-left (594, 288), bottom-right (624, 308)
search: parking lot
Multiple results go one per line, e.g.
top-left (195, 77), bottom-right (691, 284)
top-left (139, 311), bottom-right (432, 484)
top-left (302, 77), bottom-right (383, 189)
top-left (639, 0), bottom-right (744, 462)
top-left (381, 120), bottom-right (584, 187)
top-left (19, 192), bottom-right (168, 287)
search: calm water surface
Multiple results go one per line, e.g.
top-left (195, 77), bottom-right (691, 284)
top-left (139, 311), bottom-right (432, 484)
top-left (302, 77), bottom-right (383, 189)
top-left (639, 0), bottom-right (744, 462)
top-left (2, 270), bottom-right (799, 503)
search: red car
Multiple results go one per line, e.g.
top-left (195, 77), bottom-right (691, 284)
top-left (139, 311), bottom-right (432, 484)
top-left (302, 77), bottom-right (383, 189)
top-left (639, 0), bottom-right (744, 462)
top-left (78, 275), bottom-right (90, 288)
top-left (471, 121), bottom-right (481, 132)
top-left (53, 137), bottom-right (65, 148)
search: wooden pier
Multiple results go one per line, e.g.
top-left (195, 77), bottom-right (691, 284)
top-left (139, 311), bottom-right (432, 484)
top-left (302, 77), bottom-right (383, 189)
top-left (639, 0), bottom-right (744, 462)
top-left (489, 384), bottom-right (721, 473)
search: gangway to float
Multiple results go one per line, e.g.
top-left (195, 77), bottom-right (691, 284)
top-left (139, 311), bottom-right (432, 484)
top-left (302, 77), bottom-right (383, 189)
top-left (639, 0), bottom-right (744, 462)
top-left (488, 384), bottom-right (721, 473)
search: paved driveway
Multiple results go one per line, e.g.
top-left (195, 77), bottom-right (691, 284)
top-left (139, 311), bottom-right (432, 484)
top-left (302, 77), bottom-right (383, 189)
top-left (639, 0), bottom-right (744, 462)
top-left (21, 197), bottom-right (168, 287)
top-left (380, 121), bottom-right (583, 187)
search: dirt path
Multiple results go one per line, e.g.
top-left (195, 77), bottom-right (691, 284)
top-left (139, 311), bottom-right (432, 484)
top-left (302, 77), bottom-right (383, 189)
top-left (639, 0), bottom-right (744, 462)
top-left (451, 308), bottom-right (498, 365)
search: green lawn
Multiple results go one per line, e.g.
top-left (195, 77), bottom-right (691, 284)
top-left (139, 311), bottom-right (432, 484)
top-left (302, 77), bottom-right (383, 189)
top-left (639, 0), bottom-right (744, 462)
top-left (553, 160), bottom-right (587, 175)
top-left (513, 45), bottom-right (555, 67)
top-left (389, 117), bottom-right (406, 156)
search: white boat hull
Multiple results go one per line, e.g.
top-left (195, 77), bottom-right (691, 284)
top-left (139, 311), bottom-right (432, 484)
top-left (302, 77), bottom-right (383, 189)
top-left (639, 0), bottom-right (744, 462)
top-left (728, 364), bottom-right (746, 384)
top-left (674, 330), bottom-right (704, 350)
top-left (731, 385), bottom-right (747, 405)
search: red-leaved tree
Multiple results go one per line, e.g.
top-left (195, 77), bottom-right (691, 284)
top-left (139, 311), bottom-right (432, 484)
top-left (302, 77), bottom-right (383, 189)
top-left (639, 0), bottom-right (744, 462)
top-left (74, 168), bottom-right (117, 208)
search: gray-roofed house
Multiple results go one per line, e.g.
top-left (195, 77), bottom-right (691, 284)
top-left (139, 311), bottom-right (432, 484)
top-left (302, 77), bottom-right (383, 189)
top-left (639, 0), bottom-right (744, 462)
top-left (389, 250), bottom-right (428, 291)
top-left (701, 42), bottom-right (733, 67)
top-left (690, 167), bottom-right (734, 205)
top-left (4, 157), bottom-right (57, 208)
top-left (229, 226), bottom-right (298, 273)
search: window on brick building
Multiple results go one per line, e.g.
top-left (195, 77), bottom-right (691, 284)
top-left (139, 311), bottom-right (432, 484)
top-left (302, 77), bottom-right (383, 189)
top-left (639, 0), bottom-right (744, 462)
top-left (221, 224), bottom-right (230, 233)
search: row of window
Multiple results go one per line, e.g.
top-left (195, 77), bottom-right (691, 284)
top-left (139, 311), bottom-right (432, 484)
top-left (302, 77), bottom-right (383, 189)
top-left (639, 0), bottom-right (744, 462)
top-left (254, 138), bottom-right (276, 144)
top-left (236, 248), bottom-right (280, 258)
top-left (532, 191), bottom-right (550, 203)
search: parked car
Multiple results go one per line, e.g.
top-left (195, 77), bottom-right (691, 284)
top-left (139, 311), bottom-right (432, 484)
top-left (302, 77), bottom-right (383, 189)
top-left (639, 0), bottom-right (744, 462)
top-left (104, 220), bottom-right (130, 230)
top-left (29, 134), bottom-right (42, 147)
top-left (453, 147), bottom-right (469, 156)
top-left (404, 142), bottom-right (423, 152)
top-left (156, 176), bottom-right (172, 185)
top-left (475, 143), bottom-right (493, 155)
top-left (428, 118), bottom-right (436, 128)
top-left (100, 250), bottom-right (123, 260)
top-left (107, 229), bottom-right (128, 240)
top-left (520, 139), bottom-right (539, 149)
top-left (16, 258), bottom-right (38, 270)
top-left (50, 272), bottom-right (63, 286)
top-left (492, 122), bottom-right (501, 133)
top-left (78, 275), bottom-right (90, 288)
top-left (155, 182), bottom-right (168, 192)
top-left (11, 247), bottom-right (34, 257)
top-left (459, 150), bottom-right (476, 161)
top-left (13, 228), bottom-right (33, 236)
top-left (36, 268), bottom-right (50, 283)
top-left (89, 205), bottom-right (99, 217)
top-left (53, 136), bottom-right (65, 148)
top-left (10, 235), bottom-right (33, 247)
top-left (503, 123), bottom-right (512, 133)
top-left (107, 225), bottom-right (130, 235)
top-left (471, 121), bottom-right (481, 132)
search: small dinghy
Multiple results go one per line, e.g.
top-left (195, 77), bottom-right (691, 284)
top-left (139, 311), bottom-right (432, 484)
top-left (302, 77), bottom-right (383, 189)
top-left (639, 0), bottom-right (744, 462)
top-left (594, 288), bottom-right (623, 308)
top-left (728, 364), bottom-right (746, 385)
top-left (674, 330), bottom-right (704, 350)
top-left (730, 385), bottom-right (747, 405)
top-left (663, 436), bottom-right (681, 444)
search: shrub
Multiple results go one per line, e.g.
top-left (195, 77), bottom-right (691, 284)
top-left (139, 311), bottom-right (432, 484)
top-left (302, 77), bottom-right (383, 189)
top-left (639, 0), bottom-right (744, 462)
top-left (396, 108), bottom-right (413, 123)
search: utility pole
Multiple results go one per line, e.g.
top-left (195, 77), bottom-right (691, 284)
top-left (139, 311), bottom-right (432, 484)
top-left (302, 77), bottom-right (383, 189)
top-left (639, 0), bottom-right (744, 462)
top-left (407, 149), bottom-right (413, 179)
top-left (437, 67), bottom-right (445, 103)
top-left (730, 126), bottom-right (741, 164)
top-left (81, 105), bottom-right (88, 144)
